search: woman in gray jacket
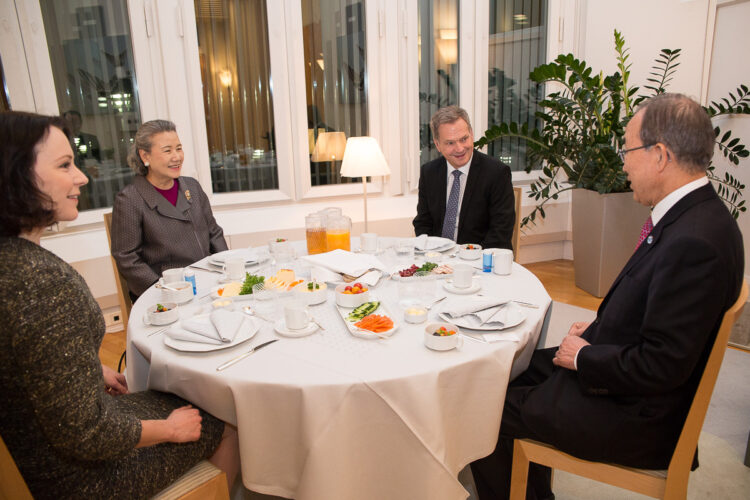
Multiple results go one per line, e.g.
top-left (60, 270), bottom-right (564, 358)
top-left (111, 120), bottom-right (228, 298)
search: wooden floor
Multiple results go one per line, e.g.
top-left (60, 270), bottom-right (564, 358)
top-left (98, 259), bottom-right (602, 371)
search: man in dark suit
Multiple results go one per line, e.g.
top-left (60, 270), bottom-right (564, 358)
top-left (412, 106), bottom-right (515, 249)
top-left (470, 93), bottom-right (744, 499)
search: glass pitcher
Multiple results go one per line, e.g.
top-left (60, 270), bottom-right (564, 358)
top-left (326, 214), bottom-right (351, 251)
top-left (305, 213), bottom-right (327, 255)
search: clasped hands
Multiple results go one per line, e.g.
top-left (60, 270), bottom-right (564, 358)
top-left (552, 321), bottom-right (591, 371)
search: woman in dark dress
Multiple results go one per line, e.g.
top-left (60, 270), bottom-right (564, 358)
top-left (0, 111), bottom-right (238, 499)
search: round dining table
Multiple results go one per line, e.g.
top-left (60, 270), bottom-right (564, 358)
top-left (126, 238), bottom-right (552, 500)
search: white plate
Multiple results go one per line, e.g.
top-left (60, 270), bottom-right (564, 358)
top-left (437, 304), bottom-right (526, 331)
top-left (210, 284), bottom-right (254, 301)
top-left (442, 277), bottom-right (481, 295)
top-left (391, 270), bottom-right (453, 281)
top-left (414, 237), bottom-right (455, 254)
top-left (334, 297), bottom-right (398, 339)
top-left (208, 249), bottom-right (259, 266)
top-left (164, 316), bottom-right (260, 352)
top-left (274, 319), bottom-right (318, 338)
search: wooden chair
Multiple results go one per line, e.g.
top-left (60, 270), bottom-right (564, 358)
top-left (103, 212), bottom-right (133, 372)
top-left (509, 280), bottom-right (748, 500)
top-left (512, 186), bottom-right (522, 262)
top-left (1, 434), bottom-right (228, 500)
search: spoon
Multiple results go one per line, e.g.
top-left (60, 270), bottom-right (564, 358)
top-left (242, 305), bottom-right (274, 322)
top-left (156, 283), bottom-right (180, 292)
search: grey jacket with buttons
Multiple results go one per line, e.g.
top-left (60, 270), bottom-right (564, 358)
top-left (111, 175), bottom-right (228, 296)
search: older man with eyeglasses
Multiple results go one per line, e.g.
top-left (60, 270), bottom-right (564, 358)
top-left (470, 93), bottom-right (744, 500)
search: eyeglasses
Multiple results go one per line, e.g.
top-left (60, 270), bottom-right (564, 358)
top-left (618, 144), bottom-right (654, 161)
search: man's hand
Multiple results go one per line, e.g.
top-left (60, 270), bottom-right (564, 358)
top-left (553, 335), bottom-right (590, 370)
top-left (102, 364), bottom-right (129, 395)
top-left (567, 321), bottom-right (591, 337)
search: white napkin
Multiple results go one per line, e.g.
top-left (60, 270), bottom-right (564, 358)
top-left (442, 296), bottom-right (511, 329)
top-left (165, 325), bottom-right (224, 345)
top-left (302, 249), bottom-right (387, 277)
top-left (210, 309), bottom-right (244, 342)
top-left (412, 235), bottom-right (450, 251)
top-left (181, 316), bottom-right (223, 342)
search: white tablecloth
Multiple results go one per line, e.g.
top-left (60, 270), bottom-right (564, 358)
top-left (127, 240), bottom-right (551, 500)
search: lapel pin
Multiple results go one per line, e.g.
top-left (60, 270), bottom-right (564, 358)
top-left (184, 189), bottom-right (191, 201)
top-left (647, 235), bottom-right (653, 245)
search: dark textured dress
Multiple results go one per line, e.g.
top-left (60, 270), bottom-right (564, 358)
top-left (0, 237), bottom-right (224, 500)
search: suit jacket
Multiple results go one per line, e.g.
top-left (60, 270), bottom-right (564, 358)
top-left (518, 184), bottom-right (744, 469)
top-left (412, 151), bottom-right (515, 249)
top-left (111, 175), bottom-right (228, 296)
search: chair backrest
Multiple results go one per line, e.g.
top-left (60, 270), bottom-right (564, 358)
top-left (103, 212), bottom-right (133, 331)
top-left (668, 280), bottom-right (748, 475)
top-left (512, 186), bottom-right (522, 262)
top-left (0, 434), bottom-right (34, 500)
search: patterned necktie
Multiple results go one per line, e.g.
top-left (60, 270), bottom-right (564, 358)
top-left (635, 215), bottom-right (653, 249)
top-left (442, 170), bottom-right (462, 240)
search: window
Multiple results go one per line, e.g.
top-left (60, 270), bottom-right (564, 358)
top-left (194, 0), bottom-right (279, 194)
top-left (303, 0), bottom-right (368, 186)
top-left (486, 0), bottom-right (548, 171)
top-left (38, 0), bottom-right (141, 211)
top-left (418, 0), bottom-right (459, 164)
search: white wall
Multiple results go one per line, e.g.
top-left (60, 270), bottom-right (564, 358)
top-left (708, 0), bottom-right (750, 271)
top-left (580, 0), bottom-right (711, 99)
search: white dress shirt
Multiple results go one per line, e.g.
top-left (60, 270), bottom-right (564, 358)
top-left (444, 153), bottom-right (473, 241)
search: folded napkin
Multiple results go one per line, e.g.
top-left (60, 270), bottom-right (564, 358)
top-left (412, 235), bottom-right (450, 251)
top-left (210, 309), bottom-right (244, 342)
top-left (442, 296), bottom-right (512, 329)
top-left (302, 249), bottom-right (387, 277)
top-left (165, 325), bottom-right (224, 345)
top-left (181, 316), bottom-right (223, 342)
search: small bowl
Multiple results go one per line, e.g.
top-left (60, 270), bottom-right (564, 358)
top-left (335, 283), bottom-right (370, 308)
top-left (294, 281), bottom-right (328, 305)
top-left (423, 251), bottom-right (443, 263)
top-left (424, 322), bottom-right (463, 351)
top-left (458, 244), bottom-right (482, 260)
top-left (146, 302), bottom-right (179, 325)
top-left (404, 305), bottom-right (427, 324)
top-left (161, 280), bottom-right (194, 304)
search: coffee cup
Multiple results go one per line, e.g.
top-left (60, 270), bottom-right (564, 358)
top-left (493, 249), bottom-right (513, 275)
top-left (284, 299), bottom-right (311, 330)
top-left (361, 233), bottom-right (378, 253)
top-left (223, 256), bottom-right (246, 281)
top-left (424, 322), bottom-right (463, 351)
top-left (452, 263), bottom-right (474, 288)
top-left (160, 267), bottom-right (184, 285)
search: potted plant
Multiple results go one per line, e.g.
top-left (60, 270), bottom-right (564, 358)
top-left (475, 30), bottom-right (750, 296)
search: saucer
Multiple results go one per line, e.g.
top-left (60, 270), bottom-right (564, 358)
top-left (442, 277), bottom-right (481, 295)
top-left (274, 319), bottom-right (318, 338)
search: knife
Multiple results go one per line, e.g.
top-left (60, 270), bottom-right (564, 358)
top-left (216, 339), bottom-right (278, 371)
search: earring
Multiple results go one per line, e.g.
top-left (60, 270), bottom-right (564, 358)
top-left (144, 162), bottom-right (150, 167)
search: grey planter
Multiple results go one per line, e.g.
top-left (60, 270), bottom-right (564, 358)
top-left (571, 189), bottom-right (651, 297)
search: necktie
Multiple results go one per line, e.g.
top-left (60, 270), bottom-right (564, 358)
top-left (442, 170), bottom-right (462, 240)
top-left (635, 215), bottom-right (653, 249)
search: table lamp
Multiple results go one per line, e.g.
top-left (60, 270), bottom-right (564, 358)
top-left (340, 136), bottom-right (391, 232)
top-left (310, 131), bottom-right (347, 162)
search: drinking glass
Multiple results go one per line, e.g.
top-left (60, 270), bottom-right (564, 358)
top-left (326, 215), bottom-right (351, 251)
top-left (305, 213), bottom-right (327, 254)
top-left (395, 242), bottom-right (415, 265)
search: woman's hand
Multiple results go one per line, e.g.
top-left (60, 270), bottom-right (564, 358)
top-left (102, 364), bottom-right (129, 395)
top-left (166, 405), bottom-right (202, 443)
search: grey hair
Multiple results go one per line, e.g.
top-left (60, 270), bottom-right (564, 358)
top-left (127, 119), bottom-right (177, 175)
top-left (637, 93), bottom-right (714, 174)
top-left (430, 106), bottom-right (472, 141)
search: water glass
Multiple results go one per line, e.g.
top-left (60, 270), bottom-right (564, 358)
top-left (395, 242), bottom-right (415, 265)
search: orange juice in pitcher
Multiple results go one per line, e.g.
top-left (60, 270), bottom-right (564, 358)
top-left (326, 215), bottom-right (351, 251)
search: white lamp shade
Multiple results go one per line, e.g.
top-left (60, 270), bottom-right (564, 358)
top-left (310, 131), bottom-right (347, 162)
top-left (340, 137), bottom-right (391, 177)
